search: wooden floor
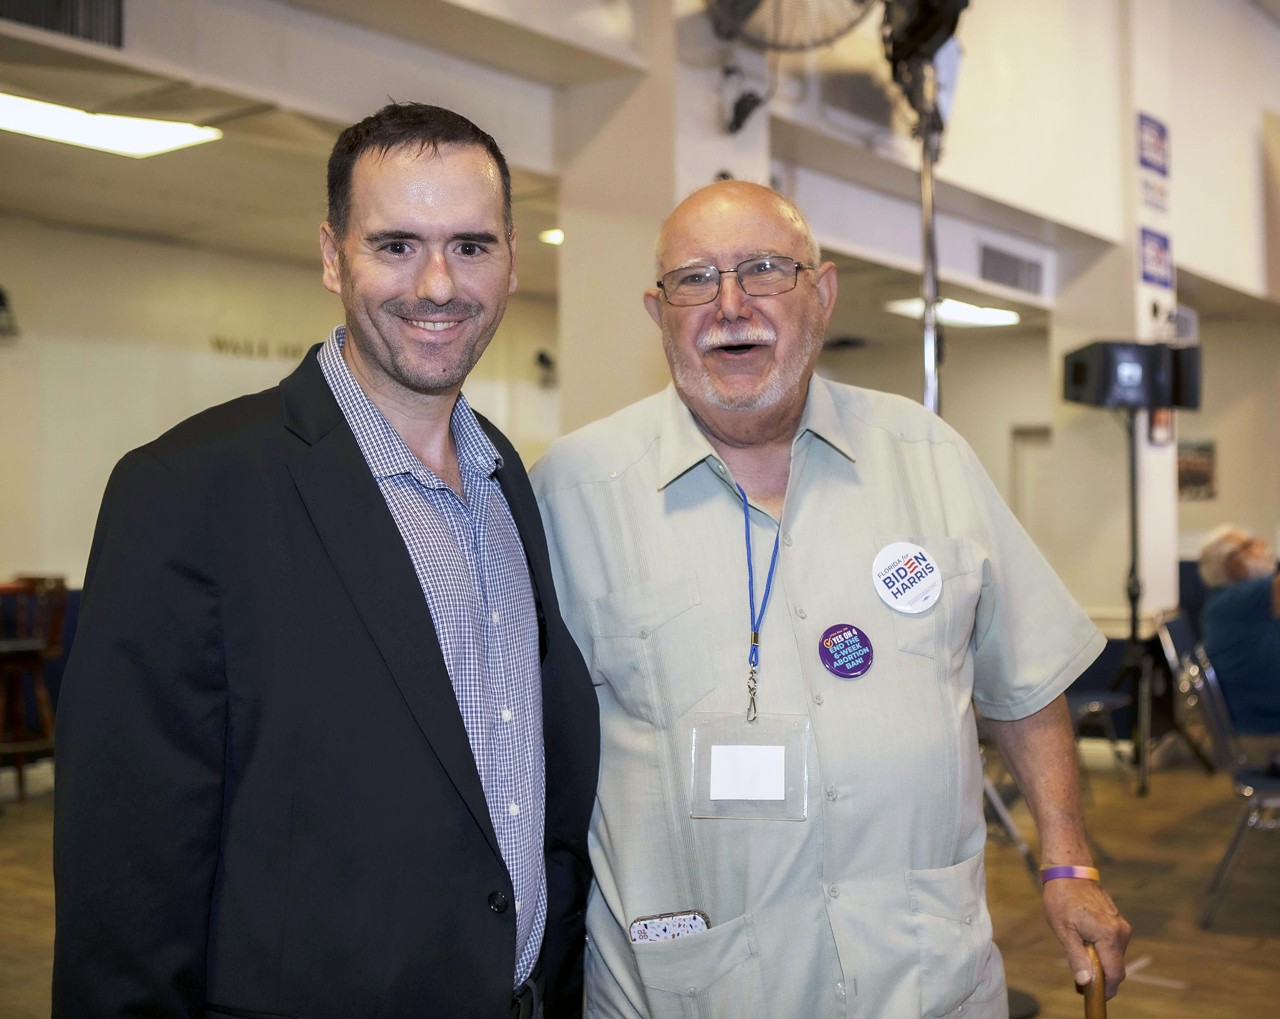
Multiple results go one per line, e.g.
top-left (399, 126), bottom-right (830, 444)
top-left (1, 758), bottom-right (1277, 1017)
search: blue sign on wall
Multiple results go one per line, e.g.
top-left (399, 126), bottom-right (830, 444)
top-left (1140, 228), bottom-right (1173, 288)
top-left (1138, 113), bottom-right (1169, 177)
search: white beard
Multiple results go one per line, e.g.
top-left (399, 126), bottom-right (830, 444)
top-left (664, 318), bottom-right (821, 413)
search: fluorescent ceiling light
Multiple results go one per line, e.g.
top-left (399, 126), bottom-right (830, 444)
top-left (537, 228), bottom-right (565, 246)
top-left (0, 92), bottom-right (222, 158)
top-left (885, 297), bottom-right (1021, 328)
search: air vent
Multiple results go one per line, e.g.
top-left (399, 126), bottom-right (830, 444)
top-left (979, 244), bottom-right (1043, 295)
top-left (2, 0), bottom-right (122, 47)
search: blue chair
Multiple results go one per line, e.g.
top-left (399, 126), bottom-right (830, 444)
top-left (1155, 611), bottom-right (1216, 773)
top-left (1064, 637), bottom-right (1133, 774)
top-left (1163, 623), bottom-right (1280, 927)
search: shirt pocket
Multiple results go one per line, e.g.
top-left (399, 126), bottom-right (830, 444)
top-left (907, 849), bottom-right (1003, 1017)
top-left (630, 912), bottom-right (768, 1019)
top-left (590, 576), bottom-right (715, 726)
top-left (877, 536), bottom-right (981, 661)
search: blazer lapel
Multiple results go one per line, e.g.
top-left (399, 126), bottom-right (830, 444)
top-left (281, 351), bottom-right (502, 862)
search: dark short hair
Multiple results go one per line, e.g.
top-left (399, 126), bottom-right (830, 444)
top-left (326, 102), bottom-right (512, 240)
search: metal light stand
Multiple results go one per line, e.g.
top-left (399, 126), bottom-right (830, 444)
top-left (894, 56), bottom-right (945, 414)
top-left (1116, 408), bottom-right (1155, 796)
top-left (1111, 407), bottom-right (1214, 794)
top-left (916, 58), bottom-right (943, 415)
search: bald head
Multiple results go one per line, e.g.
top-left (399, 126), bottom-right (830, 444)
top-left (654, 181), bottom-right (821, 278)
top-left (1199, 525), bottom-right (1276, 587)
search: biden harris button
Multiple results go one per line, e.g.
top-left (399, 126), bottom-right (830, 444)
top-left (872, 542), bottom-right (942, 614)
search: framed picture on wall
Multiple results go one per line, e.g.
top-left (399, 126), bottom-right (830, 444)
top-left (1148, 407), bottom-right (1175, 446)
top-left (1177, 439), bottom-right (1216, 500)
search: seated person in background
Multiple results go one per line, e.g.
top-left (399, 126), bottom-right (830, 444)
top-left (1197, 525), bottom-right (1280, 757)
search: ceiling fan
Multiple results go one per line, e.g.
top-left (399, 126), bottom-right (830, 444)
top-left (705, 0), bottom-right (879, 52)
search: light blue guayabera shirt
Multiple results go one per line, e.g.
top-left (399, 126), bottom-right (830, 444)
top-left (319, 330), bottom-right (546, 988)
top-left (532, 377), bottom-right (1103, 1019)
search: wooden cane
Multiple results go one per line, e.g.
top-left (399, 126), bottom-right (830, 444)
top-left (1083, 944), bottom-right (1107, 1019)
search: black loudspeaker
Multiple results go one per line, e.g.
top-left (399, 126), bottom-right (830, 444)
top-left (1062, 341), bottom-right (1200, 409)
top-left (1169, 344), bottom-right (1201, 409)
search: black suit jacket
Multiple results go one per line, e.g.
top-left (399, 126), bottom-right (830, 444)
top-left (52, 348), bottom-right (599, 1018)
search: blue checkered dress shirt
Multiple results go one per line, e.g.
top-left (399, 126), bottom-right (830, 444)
top-left (318, 329), bottom-right (546, 987)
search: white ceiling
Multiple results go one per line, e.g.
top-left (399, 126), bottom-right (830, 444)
top-left (1, 15), bottom-right (1276, 349)
top-left (0, 25), bottom-right (561, 292)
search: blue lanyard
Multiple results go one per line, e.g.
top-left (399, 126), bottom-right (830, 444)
top-left (737, 483), bottom-right (781, 722)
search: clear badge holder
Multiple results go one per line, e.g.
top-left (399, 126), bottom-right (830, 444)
top-left (690, 713), bottom-right (810, 821)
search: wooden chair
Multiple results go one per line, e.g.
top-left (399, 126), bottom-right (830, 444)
top-left (0, 575), bottom-right (66, 799)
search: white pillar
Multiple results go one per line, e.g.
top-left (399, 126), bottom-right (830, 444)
top-left (1048, 0), bottom-right (1178, 636)
top-left (555, 2), bottom-right (774, 432)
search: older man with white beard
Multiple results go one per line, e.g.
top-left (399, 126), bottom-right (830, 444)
top-left (532, 180), bottom-right (1130, 1018)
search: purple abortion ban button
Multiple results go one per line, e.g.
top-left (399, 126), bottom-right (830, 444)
top-left (819, 623), bottom-right (874, 679)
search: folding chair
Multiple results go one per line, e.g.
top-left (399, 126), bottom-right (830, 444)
top-left (1172, 643), bottom-right (1280, 927)
top-left (1154, 611), bottom-right (1217, 774)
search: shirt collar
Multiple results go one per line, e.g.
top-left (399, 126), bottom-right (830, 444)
top-left (318, 326), bottom-right (502, 483)
top-left (654, 374), bottom-right (856, 491)
top-left (797, 375), bottom-right (858, 465)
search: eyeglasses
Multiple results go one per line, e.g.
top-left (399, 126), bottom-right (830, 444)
top-left (657, 255), bottom-right (814, 307)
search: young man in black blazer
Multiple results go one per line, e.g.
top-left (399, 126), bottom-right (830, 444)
top-left (52, 102), bottom-right (598, 1019)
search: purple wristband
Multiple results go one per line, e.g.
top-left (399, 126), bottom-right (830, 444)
top-left (1041, 865), bottom-right (1100, 884)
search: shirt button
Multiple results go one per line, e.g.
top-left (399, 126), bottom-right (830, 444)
top-left (828, 884), bottom-right (840, 898)
top-left (508, 802), bottom-right (520, 816)
top-left (796, 606), bottom-right (807, 619)
top-left (783, 532), bottom-right (794, 546)
top-left (825, 786), bottom-right (838, 801)
top-left (836, 982), bottom-right (846, 998)
top-left (488, 891), bottom-right (509, 913)
top-left (638, 627), bottom-right (650, 639)
top-left (608, 469), bottom-right (618, 479)
top-left (685, 986), bottom-right (697, 997)
top-left (515, 899), bottom-right (522, 911)
top-left (501, 708), bottom-right (513, 722)
top-left (812, 692), bottom-right (824, 705)
top-left (491, 610), bottom-right (500, 624)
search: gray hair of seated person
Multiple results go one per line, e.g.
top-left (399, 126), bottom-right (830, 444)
top-left (1198, 524), bottom-right (1250, 589)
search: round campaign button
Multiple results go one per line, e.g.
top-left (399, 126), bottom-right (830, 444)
top-left (819, 623), bottom-right (874, 679)
top-left (872, 541), bottom-right (942, 614)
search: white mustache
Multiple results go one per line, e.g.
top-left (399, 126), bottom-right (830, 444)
top-left (697, 322), bottom-right (777, 352)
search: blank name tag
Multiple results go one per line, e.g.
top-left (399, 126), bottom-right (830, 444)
top-left (691, 713), bottom-right (810, 821)
top-left (710, 744), bottom-right (785, 800)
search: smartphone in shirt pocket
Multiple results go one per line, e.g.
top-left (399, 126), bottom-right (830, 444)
top-left (628, 910), bottom-right (710, 943)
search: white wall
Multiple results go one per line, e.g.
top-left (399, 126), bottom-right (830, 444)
top-left (1177, 321), bottom-right (1280, 556)
top-left (0, 215), bottom-right (556, 586)
top-left (770, 0), bottom-right (1128, 243)
top-left (941, 0), bottom-right (1128, 243)
top-left (818, 332), bottom-right (1052, 504)
top-left (1171, 0), bottom-right (1280, 298)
